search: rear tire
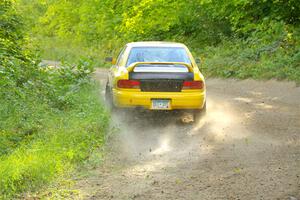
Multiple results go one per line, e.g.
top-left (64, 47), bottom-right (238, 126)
top-left (193, 102), bottom-right (206, 122)
top-left (105, 82), bottom-right (114, 110)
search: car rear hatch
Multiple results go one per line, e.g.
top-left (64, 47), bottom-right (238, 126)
top-left (128, 63), bottom-right (194, 92)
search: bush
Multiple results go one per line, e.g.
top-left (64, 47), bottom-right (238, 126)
top-left (0, 58), bottom-right (110, 198)
top-left (200, 21), bottom-right (300, 83)
top-left (0, 1), bottom-right (109, 198)
top-left (0, 82), bottom-right (109, 199)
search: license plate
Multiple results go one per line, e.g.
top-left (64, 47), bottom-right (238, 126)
top-left (151, 99), bottom-right (170, 110)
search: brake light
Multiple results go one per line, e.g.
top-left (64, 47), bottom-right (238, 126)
top-left (117, 80), bottom-right (140, 89)
top-left (183, 81), bottom-right (204, 89)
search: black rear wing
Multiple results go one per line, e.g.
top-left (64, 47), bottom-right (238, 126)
top-left (126, 62), bottom-right (194, 73)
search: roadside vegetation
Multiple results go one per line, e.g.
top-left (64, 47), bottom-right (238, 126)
top-left (17, 0), bottom-right (300, 83)
top-left (0, 1), bottom-right (109, 198)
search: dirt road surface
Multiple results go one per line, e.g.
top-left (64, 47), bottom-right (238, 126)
top-left (75, 69), bottom-right (300, 200)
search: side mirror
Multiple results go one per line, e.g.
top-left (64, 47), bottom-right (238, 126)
top-left (105, 57), bottom-right (113, 62)
top-left (195, 58), bottom-right (201, 65)
top-left (105, 57), bottom-right (116, 65)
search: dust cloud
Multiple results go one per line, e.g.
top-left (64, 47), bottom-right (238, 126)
top-left (75, 72), bottom-right (300, 200)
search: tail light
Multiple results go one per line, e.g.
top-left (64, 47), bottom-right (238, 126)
top-left (117, 80), bottom-right (140, 89)
top-left (183, 80), bottom-right (204, 89)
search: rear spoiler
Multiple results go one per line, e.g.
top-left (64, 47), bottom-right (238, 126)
top-left (126, 62), bottom-right (194, 73)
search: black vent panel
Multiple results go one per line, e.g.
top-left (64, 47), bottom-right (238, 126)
top-left (140, 80), bottom-right (183, 92)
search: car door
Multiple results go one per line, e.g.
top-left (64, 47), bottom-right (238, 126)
top-left (108, 46), bottom-right (126, 89)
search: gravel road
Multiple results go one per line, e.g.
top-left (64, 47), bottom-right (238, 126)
top-left (75, 69), bottom-right (300, 200)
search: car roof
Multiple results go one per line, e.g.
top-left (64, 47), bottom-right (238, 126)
top-left (126, 41), bottom-right (186, 48)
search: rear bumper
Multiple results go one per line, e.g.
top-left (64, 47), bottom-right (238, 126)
top-left (112, 89), bottom-right (206, 110)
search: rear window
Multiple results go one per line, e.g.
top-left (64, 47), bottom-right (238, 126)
top-left (126, 47), bottom-right (191, 67)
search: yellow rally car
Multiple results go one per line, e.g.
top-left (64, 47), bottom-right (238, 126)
top-left (105, 42), bottom-right (206, 119)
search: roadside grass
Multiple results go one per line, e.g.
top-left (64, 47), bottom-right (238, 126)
top-left (0, 83), bottom-right (109, 199)
top-left (200, 39), bottom-right (300, 84)
top-left (22, 145), bottom-right (109, 199)
top-left (1, 2), bottom-right (111, 198)
top-left (33, 36), bottom-right (111, 68)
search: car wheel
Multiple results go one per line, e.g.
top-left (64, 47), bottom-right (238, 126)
top-left (193, 101), bottom-right (206, 122)
top-left (105, 82), bottom-right (114, 110)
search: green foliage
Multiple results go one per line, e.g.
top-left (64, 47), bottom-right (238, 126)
top-left (209, 0), bottom-right (300, 34)
top-left (16, 0), bottom-right (300, 83)
top-left (0, 1), bottom-right (109, 198)
top-left (119, 0), bottom-right (231, 45)
top-left (0, 83), bottom-right (109, 199)
top-left (24, 0), bottom-right (299, 48)
top-left (0, 42), bottom-right (108, 199)
top-left (0, 0), bottom-right (23, 49)
top-left (201, 21), bottom-right (300, 83)
top-left (17, 0), bottom-right (233, 62)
